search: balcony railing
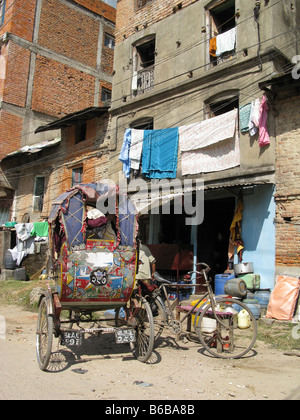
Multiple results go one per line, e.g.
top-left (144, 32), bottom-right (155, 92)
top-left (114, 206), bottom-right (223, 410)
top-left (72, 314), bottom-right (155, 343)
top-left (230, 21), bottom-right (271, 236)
top-left (136, 65), bottom-right (154, 95)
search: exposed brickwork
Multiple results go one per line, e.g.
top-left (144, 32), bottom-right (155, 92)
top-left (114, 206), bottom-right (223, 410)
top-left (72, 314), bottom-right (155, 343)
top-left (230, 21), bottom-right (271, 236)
top-left (274, 94), bottom-right (300, 268)
top-left (115, 0), bottom-right (196, 44)
top-left (38, 0), bottom-right (100, 68)
top-left (0, 0), bottom-right (115, 160)
top-left (0, 0), bottom-right (37, 41)
top-left (101, 24), bottom-right (115, 75)
top-left (0, 110), bottom-right (23, 157)
top-left (32, 55), bottom-right (96, 117)
top-left (2, 43), bottom-right (30, 108)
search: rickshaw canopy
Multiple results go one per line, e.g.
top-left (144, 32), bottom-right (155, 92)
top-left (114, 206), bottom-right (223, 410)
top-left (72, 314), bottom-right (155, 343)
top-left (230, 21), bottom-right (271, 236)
top-left (49, 183), bottom-right (138, 251)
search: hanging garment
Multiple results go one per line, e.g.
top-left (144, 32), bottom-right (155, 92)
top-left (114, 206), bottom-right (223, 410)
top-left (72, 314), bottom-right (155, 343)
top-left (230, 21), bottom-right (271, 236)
top-left (239, 103), bottom-right (252, 133)
top-left (132, 71), bottom-right (138, 91)
top-left (142, 128), bottom-right (179, 179)
top-left (179, 109), bottom-right (237, 152)
top-left (216, 27), bottom-right (236, 56)
top-left (249, 98), bottom-right (260, 136)
top-left (30, 222), bottom-right (49, 238)
top-left (228, 198), bottom-right (244, 262)
top-left (11, 223), bottom-right (35, 265)
top-left (179, 109), bottom-right (239, 175)
top-left (258, 95), bottom-right (270, 147)
top-left (129, 129), bottom-right (144, 170)
top-left (119, 128), bottom-right (132, 178)
top-left (209, 37), bottom-right (217, 57)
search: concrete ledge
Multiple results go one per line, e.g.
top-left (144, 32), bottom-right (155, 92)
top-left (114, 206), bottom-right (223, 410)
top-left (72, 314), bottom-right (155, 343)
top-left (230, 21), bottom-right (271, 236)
top-left (0, 269), bottom-right (15, 281)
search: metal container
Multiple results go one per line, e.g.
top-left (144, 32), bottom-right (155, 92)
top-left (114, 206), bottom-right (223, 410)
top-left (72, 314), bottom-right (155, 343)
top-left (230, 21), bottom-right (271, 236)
top-left (224, 278), bottom-right (247, 299)
top-left (234, 262), bottom-right (254, 275)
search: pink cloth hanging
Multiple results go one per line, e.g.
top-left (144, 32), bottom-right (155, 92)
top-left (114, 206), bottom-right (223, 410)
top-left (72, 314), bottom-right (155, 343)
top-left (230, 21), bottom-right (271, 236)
top-left (258, 95), bottom-right (270, 147)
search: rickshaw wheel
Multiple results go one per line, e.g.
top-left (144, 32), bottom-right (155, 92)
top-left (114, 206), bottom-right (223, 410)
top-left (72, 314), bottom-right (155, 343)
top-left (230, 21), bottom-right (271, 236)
top-left (129, 297), bottom-right (154, 363)
top-left (36, 297), bottom-right (54, 371)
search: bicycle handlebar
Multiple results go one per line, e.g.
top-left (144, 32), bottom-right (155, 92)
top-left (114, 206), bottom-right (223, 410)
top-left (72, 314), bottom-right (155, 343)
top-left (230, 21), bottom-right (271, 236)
top-left (195, 262), bottom-right (210, 270)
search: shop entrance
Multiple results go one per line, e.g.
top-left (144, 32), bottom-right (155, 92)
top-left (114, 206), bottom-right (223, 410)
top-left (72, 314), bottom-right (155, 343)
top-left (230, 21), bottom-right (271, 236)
top-left (197, 196), bottom-right (236, 285)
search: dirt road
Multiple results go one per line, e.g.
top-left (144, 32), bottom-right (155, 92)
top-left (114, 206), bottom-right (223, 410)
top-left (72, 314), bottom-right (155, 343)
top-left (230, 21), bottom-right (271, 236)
top-left (0, 304), bottom-right (300, 401)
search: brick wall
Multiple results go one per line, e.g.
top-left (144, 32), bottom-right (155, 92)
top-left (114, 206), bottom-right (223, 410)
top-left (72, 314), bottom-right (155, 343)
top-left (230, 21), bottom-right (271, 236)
top-left (115, 0), bottom-right (196, 43)
top-left (2, 43), bottom-right (31, 108)
top-left (38, 0), bottom-right (100, 68)
top-left (0, 0), bottom-right (37, 40)
top-left (0, 110), bottom-right (23, 157)
top-left (0, 0), bottom-right (115, 160)
top-left (101, 24), bottom-right (115, 75)
top-left (274, 94), bottom-right (300, 268)
top-left (32, 55), bottom-right (96, 117)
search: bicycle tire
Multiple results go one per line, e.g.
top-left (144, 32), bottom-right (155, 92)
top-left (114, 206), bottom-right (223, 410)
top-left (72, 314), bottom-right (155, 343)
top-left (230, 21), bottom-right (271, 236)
top-left (194, 297), bottom-right (257, 359)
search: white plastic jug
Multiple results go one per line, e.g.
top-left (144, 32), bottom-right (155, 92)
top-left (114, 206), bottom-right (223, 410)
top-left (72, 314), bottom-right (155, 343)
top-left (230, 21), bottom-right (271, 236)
top-left (238, 309), bottom-right (251, 329)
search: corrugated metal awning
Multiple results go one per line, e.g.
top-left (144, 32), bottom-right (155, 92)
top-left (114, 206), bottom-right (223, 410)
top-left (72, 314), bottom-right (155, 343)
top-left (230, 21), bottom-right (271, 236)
top-left (35, 106), bottom-right (109, 133)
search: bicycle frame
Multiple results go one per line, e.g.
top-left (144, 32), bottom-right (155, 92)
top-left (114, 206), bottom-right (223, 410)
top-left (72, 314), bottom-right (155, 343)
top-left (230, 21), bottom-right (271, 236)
top-left (151, 264), bottom-right (228, 335)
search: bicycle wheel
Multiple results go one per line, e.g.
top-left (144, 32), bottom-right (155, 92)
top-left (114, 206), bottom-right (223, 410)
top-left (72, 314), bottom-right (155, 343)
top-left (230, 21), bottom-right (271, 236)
top-left (36, 297), bottom-right (54, 371)
top-left (194, 298), bottom-right (257, 359)
top-left (151, 296), bottom-right (168, 344)
top-left (130, 297), bottom-right (154, 362)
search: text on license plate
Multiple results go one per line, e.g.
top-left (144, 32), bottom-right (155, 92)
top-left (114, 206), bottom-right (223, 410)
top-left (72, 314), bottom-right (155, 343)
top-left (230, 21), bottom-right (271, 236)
top-left (61, 331), bottom-right (83, 347)
top-left (115, 328), bottom-right (136, 344)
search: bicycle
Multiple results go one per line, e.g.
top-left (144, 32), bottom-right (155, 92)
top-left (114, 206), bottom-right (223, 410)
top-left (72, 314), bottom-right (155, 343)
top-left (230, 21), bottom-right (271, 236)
top-left (142, 262), bottom-right (258, 359)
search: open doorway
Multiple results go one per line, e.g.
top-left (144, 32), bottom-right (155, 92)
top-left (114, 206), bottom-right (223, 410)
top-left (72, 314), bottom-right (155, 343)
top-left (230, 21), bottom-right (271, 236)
top-left (197, 196), bottom-right (235, 284)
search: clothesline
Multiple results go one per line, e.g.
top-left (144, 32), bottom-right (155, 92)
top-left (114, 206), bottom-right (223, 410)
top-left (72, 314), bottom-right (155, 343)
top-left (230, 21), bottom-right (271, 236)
top-left (119, 95), bottom-right (270, 179)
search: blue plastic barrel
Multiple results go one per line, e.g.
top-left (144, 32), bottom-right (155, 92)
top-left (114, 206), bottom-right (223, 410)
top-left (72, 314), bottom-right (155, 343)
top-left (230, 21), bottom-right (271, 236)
top-left (243, 299), bottom-right (261, 319)
top-left (254, 290), bottom-right (271, 309)
top-left (215, 273), bottom-right (235, 295)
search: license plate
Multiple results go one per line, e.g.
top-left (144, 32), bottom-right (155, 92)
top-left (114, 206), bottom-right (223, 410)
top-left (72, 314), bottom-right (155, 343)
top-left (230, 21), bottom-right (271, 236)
top-left (115, 328), bottom-right (136, 344)
top-left (61, 331), bottom-right (83, 347)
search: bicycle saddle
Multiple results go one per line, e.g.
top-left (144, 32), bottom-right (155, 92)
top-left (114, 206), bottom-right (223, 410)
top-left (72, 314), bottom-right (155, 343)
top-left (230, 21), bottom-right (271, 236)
top-left (153, 271), bottom-right (173, 284)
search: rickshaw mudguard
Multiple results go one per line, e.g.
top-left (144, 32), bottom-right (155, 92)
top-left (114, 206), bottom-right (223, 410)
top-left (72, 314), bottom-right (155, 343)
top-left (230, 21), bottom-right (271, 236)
top-left (38, 287), bottom-right (61, 317)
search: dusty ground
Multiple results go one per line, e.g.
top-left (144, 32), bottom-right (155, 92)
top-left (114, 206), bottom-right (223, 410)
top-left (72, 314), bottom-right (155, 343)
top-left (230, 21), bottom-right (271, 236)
top-left (0, 304), bottom-right (300, 401)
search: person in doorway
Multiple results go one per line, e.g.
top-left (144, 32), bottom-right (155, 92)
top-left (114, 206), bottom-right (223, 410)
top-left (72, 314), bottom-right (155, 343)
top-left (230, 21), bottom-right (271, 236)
top-left (136, 242), bottom-right (156, 286)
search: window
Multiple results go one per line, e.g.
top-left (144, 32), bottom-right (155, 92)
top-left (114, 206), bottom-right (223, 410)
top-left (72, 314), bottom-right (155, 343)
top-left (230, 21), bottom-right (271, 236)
top-left (104, 34), bottom-right (115, 50)
top-left (205, 93), bottom-right (239, 119)
top-left (75, 123), bottom-right (87, 144)
top-left (130, 117), bottom-right (153, 130)
top-left (207, 0), bottom-right (236, 66)
top-left (132, 36), bottom-right (155, 95)
top-left (72, 167), bottom-right (83, 187)
top-left (0, 0), bottom-right (5, 26)
top-left (136, 38), bottom-right (155, 69)
top-left (101, 88), bottom-right (112, 103)
top-left (33, 176), bottom-right (45, 212)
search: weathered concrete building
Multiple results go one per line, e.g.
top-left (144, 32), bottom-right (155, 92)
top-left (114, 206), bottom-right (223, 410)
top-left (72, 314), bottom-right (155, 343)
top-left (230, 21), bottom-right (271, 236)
top-left (109, 0), bottom-right (300, 288)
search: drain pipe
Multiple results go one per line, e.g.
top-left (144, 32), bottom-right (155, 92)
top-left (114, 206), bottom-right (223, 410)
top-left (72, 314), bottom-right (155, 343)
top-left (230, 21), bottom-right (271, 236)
top-left (254, 0), bottom-right (263, 72)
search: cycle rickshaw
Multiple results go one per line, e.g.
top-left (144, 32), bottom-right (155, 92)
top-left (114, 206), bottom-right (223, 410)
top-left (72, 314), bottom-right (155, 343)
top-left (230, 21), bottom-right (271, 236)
top-left (36, 183), bottom-right (154, 371)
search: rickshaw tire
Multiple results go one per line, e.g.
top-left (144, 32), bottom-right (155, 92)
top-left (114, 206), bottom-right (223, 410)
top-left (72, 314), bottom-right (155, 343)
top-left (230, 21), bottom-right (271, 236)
top-left (36, 296), bottom-right (54, 371)
top-left (129, 298), bottom-right (154, 363)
